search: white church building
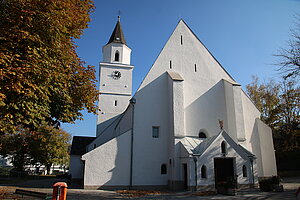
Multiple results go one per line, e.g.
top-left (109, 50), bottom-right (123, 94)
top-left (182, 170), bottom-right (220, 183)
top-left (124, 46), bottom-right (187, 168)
top-left (70, 18), bottom-right (277, 191)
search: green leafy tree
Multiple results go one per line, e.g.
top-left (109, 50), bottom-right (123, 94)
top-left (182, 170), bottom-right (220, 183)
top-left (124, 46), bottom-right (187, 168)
top-left (0, 125), bottom-right (70, 173)
top-left (0, 0), bottom-right (98, 134)
top-left (0, 127), bottom-right (31, 171)
top-left (29, 126), bottom-right (70, 174)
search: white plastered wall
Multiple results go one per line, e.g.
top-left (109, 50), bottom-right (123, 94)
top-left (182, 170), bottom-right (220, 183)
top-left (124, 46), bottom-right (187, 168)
top-left (69, 155), bottom-right (84, 179)
top-left (137, 20), bottom-right (236, 139)
top-left (82, 130), bottom-right (131, 187)
top-left (132, 72), bottom-right (170, 186)
top-left (256, 118), bottom-right (277, 177)
top-left (102, 43), bottom-right (131, 65)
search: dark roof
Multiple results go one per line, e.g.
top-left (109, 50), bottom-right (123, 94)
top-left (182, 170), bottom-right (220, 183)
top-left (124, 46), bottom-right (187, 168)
top-left (70, 136), bottom-right (95, 155)
top-left (239, 144), bottom-right (256, 157)
top-left (193, 135), bottom-right (218, 155)
top-left (107, 18), bottom-right (126, 45)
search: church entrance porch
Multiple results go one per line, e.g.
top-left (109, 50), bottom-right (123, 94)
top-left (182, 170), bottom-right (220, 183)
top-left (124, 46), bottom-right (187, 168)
top-left (214, 157), bottom-right (236, 195)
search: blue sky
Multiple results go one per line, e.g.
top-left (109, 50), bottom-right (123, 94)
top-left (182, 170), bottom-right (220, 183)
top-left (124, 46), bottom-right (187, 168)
top-left (61, 0), bottom-right (300, 137)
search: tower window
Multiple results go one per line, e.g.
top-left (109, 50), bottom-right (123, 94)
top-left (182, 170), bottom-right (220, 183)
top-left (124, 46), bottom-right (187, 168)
top-left (161, 164), bottom-right (167, 174)
top-left (198, 132), bottom-right (207, 138)
top-left (114, 100), bottom-right (117, 106)
top-left (181, 35), bottom-right (183, 45)
top-left (152, 126), bottom-right (159, 138)
top-left (242, 165), bottom-right (247, 177)
top-left (169, 60), bottom-right (172, 69)
top-left (201, 165), bottom-right (207, 178)
top-left (221, 141), bottom-right (227, 155)
top-left (114, 51), bottom-right (120, 61)
top-left (194, 64), bottom-right (197, 72)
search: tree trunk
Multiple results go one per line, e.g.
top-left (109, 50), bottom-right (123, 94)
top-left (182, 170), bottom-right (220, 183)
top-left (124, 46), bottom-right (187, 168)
top-left (46, 164), bottom-right (52, 175)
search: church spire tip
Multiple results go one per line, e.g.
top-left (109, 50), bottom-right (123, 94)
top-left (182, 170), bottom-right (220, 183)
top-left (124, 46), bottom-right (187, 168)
top-left (107, 17), bottom-right (126, 45)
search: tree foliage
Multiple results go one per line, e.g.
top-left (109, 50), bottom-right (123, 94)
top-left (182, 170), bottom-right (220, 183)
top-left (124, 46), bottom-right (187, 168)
top-left (246, 77), bottom-right (300, 170)
top-left (0, 0), bottom-right (98, 134)
top-left (0, 125), bottom-right (70, 172)
top-left (246, 76), bottom-right (281, 128)
top-left (28, 126), bottom-right (70, 174)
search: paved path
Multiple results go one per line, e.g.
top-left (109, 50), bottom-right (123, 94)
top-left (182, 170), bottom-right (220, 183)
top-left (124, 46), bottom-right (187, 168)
top-left (1, 176), bottom-right (299, 199)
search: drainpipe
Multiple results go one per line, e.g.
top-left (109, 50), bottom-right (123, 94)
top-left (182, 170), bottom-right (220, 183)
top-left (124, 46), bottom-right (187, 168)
top-left (193, 156), bottom-right (197, 190)
top-left (249, 156), bottom-right (255, 187)
top-left (129, 98), bottom-right (136, 189)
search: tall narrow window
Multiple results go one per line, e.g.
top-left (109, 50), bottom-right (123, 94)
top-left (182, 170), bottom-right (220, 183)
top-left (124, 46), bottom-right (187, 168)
top-left (181, 35), bottom-right (183, 45)
top-left (94, 144), bottom-right (96, 149)
top-left (152, 126), bottom-right (159, 138)
top-left (221, 141), bottom-right (227, 154)
top-left (114, 51), bottom-right (120, 61)
top-left (201, 165), bottom-right (207, 178)
top-left (194, 64), bottom-right (197, 72)
top-left (169, 60), bottom-right (172, 69)
top-left (242, 165), bottom-right (247, 177)
top-left (161, 164), bottom-right (167, 174)
top-left (114, 100), bottom-right (117, 106)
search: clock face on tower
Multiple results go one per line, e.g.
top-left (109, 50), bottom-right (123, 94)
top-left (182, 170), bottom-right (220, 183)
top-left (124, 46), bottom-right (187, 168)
top-left (112, 70), bottom-right (121, 80)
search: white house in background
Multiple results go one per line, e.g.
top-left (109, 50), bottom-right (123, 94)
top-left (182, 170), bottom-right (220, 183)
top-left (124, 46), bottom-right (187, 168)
top-left (69, 18), bottom-right (277, 191)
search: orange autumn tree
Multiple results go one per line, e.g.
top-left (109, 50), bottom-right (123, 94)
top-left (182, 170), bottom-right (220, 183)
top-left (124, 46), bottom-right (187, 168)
top-left (0, 0), bottom-right (98, 134)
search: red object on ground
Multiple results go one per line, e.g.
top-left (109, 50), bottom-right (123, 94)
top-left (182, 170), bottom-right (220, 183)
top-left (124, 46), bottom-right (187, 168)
top-left (296, 187), bottom-right (300, 200)
top-left (52, 182), bottom-right (68, 200)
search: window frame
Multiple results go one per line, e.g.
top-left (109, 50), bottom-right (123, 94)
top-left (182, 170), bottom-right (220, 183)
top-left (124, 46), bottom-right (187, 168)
top-left (152, 126), bottom-right (159, 138)
top-left (242, 165), bottom-right (248, 177)
top-left (198, 132), bottom-right (207, 138)
top-left (114, 51), bottom-right (120, 61)
top-left (161, 164), bottom-right (167, 175)
top-left (221, 141), bottom-right (227, 155)
top-left (201, 165), bottom-right (207, 179)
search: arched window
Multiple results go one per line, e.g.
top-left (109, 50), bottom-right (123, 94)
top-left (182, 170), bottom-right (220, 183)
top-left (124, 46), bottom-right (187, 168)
top-left (114, 51), bottom-right (120, 61)
top-left (198, 132), bottom-right (207, 138)
top-left (242, 165), bottom-right (247, 177)
top-left (201, 165), bottom-right (207, 178)
top-left (221, 141), bottom-right (227, 154)
top-left (161, 164), bottom-right (167, 174)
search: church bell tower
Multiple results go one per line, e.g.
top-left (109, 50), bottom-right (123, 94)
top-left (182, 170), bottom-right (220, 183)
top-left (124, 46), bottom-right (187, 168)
top-left (97, 17), bottom-right (134, 136)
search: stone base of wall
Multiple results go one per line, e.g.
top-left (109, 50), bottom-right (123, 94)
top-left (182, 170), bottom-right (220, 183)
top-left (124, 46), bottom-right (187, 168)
top-left (237, 184), bottom-right (258, 189)
top-left (84, 185), bottom-right (168, 190)
top-left (195, 185), bottom-right (215, 191)
top-left (168, 180), bottom-right (185, 191)
top-left (84, 183), bottom-right (258, 191)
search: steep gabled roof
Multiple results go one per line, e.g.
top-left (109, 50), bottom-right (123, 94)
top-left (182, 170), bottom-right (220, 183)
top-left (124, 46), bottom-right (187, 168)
top-left (181, 130), bottom-right (255, 159)
top-left (193, 135), bottom-right (219, 155)
top-left (107, 17), bottom-right (126, 45)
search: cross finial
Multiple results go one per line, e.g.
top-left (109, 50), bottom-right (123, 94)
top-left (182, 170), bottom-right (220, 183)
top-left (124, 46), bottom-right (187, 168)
top-left (118, 10), bottom-right (121, 22)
